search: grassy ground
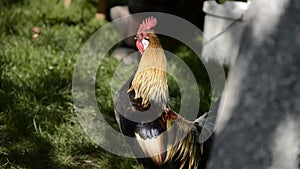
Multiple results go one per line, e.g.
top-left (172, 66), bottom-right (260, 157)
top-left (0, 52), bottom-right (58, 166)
top-left (0, 0), bottom-right (212, 168)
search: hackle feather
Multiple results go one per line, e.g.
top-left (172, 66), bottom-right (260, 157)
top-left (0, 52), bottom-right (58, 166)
top-left (128, 30), bottom-right (169, 108)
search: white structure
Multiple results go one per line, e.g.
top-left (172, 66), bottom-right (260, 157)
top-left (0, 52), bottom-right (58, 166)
top-left (202, 1), bottom-right (251, 66)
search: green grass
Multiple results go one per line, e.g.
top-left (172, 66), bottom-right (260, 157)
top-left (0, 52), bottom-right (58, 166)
top-left (0, 0), bottom-right (141, 168)
top-left (0, 0), bottom-right (213, 168)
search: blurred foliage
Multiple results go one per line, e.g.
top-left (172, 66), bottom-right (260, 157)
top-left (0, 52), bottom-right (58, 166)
top-left (0, 0), bottom-right (223, 168)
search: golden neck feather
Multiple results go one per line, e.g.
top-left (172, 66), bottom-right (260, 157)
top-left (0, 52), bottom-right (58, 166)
top-left (128, 33), bottom-right (169, 108)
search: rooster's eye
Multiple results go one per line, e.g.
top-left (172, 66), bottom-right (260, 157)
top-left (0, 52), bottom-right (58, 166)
top-left (142, 39), bottom-right (149, 50)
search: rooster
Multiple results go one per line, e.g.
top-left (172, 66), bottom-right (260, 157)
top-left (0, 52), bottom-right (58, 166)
top-left (114, 17), bottom-right (214, 169)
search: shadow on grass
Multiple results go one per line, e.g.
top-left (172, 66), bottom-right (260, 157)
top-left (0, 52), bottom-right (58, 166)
top-left (0, 0), bottom-right (26, 7)
top-left (0, 70), bottom-right (70, 168)
top-left (0, 83), bottom-right (57, 168)
top-left (1, 135), bottom-right (60, 169)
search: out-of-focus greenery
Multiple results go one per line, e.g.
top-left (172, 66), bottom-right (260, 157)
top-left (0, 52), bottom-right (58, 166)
top-left (0, 0), bottom-right (214, 168)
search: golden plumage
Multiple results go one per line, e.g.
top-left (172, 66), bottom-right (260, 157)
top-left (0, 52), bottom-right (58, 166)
top-left (164, 112), bottom-right (202, 169)
top-left (128, 31), bottom-right (169, 109)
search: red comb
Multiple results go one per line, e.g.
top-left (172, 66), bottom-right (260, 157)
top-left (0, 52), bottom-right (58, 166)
top-left (137, 16), bottom-right (157, 35)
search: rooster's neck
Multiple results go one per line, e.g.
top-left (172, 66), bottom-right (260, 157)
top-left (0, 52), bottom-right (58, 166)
top-left (128, 37), bottom-right (169, 108)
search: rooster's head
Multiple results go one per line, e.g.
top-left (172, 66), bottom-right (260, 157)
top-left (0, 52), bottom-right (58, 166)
top-left (135, 17), bottom-right (157, 54)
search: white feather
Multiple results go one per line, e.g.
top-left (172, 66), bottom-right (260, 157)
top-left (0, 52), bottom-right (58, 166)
top-left (142, 39), bottom-right (149, 50)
